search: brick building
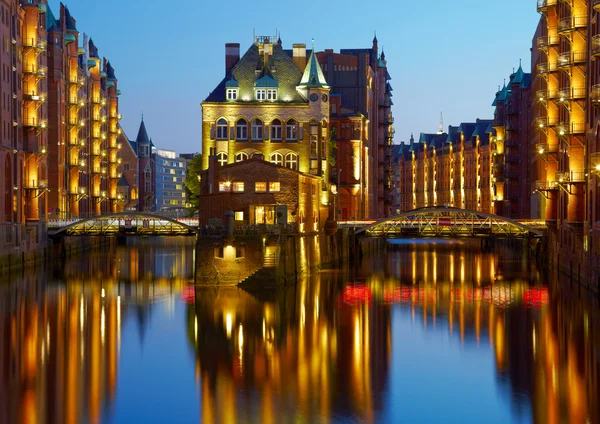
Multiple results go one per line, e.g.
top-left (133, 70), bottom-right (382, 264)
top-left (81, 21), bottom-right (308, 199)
top-left (198, 154), bottom-right (323, 233)
top-left (130, 118), bottom-right (155, 212)
top-left (317, 37), bottom-right (394, 218)
top-left (201, 36), bottom-right (331, 230)
top-left (116, 129), bottom-right (139, 211)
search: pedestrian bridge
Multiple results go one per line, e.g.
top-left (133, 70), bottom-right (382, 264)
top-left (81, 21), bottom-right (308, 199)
top-left (352, 207), bottom-right (544, 239)
top-left (48, 213), bottom-right (199, 237)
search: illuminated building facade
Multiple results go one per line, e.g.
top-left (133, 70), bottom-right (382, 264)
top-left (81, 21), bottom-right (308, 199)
top-left (329, 94), bottom-right (369, 220)
top-left (396, 119), bottom-right (494, 213)
top-left (534, 0), bottom-right (599, 289)
top-left (491, 65), bottom-right (532, 218)
top-left (116, 130), bottom-right (139, 211)
top-left (201, 36), bottom-right (331, 228)
top-left (131, 118), bottom-right (155, 212)
top-left (317, 37), bottom-right (394, 218)
top-left (46, 5), bottom-right (123, 219)
top-left (198, 155), bottom-right (323, 232)
top-left (154, 148), bottom-right (187, 210)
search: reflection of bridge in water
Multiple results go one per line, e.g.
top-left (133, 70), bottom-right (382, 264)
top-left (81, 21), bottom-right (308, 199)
top-left (349, 207), bottom-right (545, 239)
top-left (48, 212), bottom-right (199, 236)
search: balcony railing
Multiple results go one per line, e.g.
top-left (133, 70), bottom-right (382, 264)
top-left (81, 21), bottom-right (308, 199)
top-left (22, 38), bottom-right (47, 50)
top-left (536, 143), bottom-right (558, 154)
top-left (537, 0), bottom-right (557, 12)
top-left (557, 87), bottom-right (586, 101)
top-left (23, 64), bottom-right (47, 77)
top-left (536, 35), bottom-right (559, 50)
top-left (23, 117), bottom-right (47, 129)
top-left (536, 116), bottom-right (558, 128)
top-left (556, 122), bottom-right (585, 136)
top-left (593, 35), bottom-right (600, 58)
top-left (558, 16), bottom-right (587, 34)
top-left (536, 180), bottom-right (558, 191)
top-left (557, 51), bottom-right (587, 68)
top-left (23, 91), bottom-right (46, 103)
top-left (592, 85), bottom-right (600, 106)
top-left (536, 89), bottom-right (556, 102)
top-left (537, 61), bottom-right (556, 74)
top-left (556, 170), bottom-right (586, 183)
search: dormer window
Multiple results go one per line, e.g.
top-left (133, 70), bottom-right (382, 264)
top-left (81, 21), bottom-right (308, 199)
top-left (267, 89), bottom-right (277, 101)
top-left (226, 89), bottom-right (238, 101)
top-left (256, 89), bottom-right (266, 101)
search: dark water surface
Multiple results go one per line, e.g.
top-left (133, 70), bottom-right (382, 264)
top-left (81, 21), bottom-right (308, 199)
top-left (0, 237), bottom-right (598, 424)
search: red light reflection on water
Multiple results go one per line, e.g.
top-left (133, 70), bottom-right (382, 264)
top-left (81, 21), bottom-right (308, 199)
top-left (523, 287), bottom-right (548, 308)
top-left (341, 284), bottom-right (372, 306)
top-left (179, 286), bottom-right (196, 303)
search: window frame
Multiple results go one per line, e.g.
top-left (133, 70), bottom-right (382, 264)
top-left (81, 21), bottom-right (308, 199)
top-left (286, 119), bottom-right (298, 141)
top-left (271, 119), bottom-right (282, 141)
top-left (226, 88), bottom-right (238, 101)
top-left (269, 182), bottom-right (281, 192)
top-left (216, 152), bottom-right (228, 166)
top-left (255, 182), bottom-right (267, 192)
top-left (235, 152), bottom-right (249, 162)
top-left (255, 89), bottom-right (266, 101)
top-left (232, 182), bottom-right (245, 193)
top-left (285, 153), bottom-right (298, 171)
top-left (216, 118), bottom-right (228, 140)
top-left (267, 89), bottom-right (277, 101)
top-left (270, 152), bottom-right (283, 166)
top-left (251, 119), bottom-right (263, 141)
top-left (236, 119), bottom-right (248, 141)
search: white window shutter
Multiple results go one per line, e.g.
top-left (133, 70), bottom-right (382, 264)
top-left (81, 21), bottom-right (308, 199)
top-left (299, 125), bottom-right (304, 141)
top-left (264, 124), bottom-right (269, 140)
top-left (210, 124), bottom-right (215, 140)
top-left (230, 127), bottom-right (235, 140)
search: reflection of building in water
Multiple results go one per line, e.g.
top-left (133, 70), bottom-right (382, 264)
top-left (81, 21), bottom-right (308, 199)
top-left (0, 238), bottom-right (195, 423)
top-left (187, 270), bottom-right (391, 423)
top-left (0, 280), bottom-right (120, 424)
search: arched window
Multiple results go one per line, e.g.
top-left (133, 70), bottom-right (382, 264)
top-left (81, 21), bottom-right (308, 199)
top-left (236, 119), bottom-right (248, 141)
top-left (251, 119), bottom-right (263, 141)
top-left (270, 152), bottom-right (283, 166)
top-left (285, 153), bottom-right (298, 171)
top-left (235, 152), bottom-right (249, 162)
top-left (286, 119), bottom-right (298, 141)
top-left (217, 152), bottom-right (228, 166)
top-left (4, 155), bottom-right (11, 222)
top-left (216, 118), bottom-right (228, 140)
top-left (271, 119), bottom-right (282, 141)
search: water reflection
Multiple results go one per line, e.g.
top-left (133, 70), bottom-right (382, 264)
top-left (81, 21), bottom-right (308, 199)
top-left (0, 237), bottom-right (597, 423)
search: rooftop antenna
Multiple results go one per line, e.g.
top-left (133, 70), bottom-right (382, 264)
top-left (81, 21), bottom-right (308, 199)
top-left (437, 112), bottom-right (444, 134)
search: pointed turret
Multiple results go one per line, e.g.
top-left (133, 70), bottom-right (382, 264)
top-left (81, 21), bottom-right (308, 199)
top-left (136, 118), bottom-right (150, 145)
top-left (107, 61), bottom-right (117, 80)
top-left (298, 47), bottom-right (329, 89)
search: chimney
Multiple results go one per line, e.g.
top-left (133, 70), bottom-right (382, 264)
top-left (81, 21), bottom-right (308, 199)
top-left (208, 148), bottom-right (218, 194)
top-left (293, 43), bottom-right (307, 71)
top-left (225, 43), bottom-right (240, 75)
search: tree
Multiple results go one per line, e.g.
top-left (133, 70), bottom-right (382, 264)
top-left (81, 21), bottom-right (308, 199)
top-left (184, 154), bottom-right (203, 212)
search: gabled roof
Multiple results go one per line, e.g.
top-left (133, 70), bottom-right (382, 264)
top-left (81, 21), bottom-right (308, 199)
top-left (255, 74), bottom-right (279, 88)
top-left (46, 4), bottom-right (58, 32)
top-left (446, 125), bottom-right (460, 143)
top-left (298, 48), bottom-right (329, 89)
top-left (117, 173), bottom-right (130, 187)
top-left (107, 62), bottom-right (116, 80)
top-left (88, 38), bottom-right (99, 59)
top-left (64, 7), bottom-right (77, 33)
top-left (204, 42), bottom-right (306, 103)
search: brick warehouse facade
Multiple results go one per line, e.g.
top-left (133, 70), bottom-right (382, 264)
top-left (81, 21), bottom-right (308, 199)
top-left (198, 156), bottom-right (323, 233)
top-left (201, 36), bottom-right (331, 230)
top-left (1, 1), bottom-right (127, 269)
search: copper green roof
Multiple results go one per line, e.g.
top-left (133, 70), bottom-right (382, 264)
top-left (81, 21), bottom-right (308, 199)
top-left (298, 48), bottom-right (329, 89)
top-left (255, 74), bottom-right (279, 88)
top-left (225, 78), bottom-right (238, 88)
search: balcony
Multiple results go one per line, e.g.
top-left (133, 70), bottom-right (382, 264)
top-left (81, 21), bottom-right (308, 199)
top-left (536, 116), bottom-right (558, 128)
top-left (23, 117), bottom-right (47, 129)
top-left (23, 92), bottom-right (46, 103)
top-left (592, 85), bottom-right (600, 106)
top-left (556, 51), bottom-right (586, 68)
top-left (591, 152), bottom-right (600, 174)
top-left (69, 158), bottom-right (85, 167)
top-left (594, 0), bottom-right (600, 12)
top-left (23, 64), bottom-right (47, 77)
top-left (67, 76), bottom-right (85, 86)
top-left (536, 180), bottom-right (558, 191)
top-left (558, 16), bottom-right (587, 34)
top-left (536, 143), bottom-right (559, 155)
top-left (22, 38), bottom-right (47, 51)
top-left (555, 170), bottom-right (585, 183)
top-left (556, 122), bottom-right (585, 136)
top-left (593, 35), bottom-right (600, 58)
top-left (557, 87), bottom-right (586, 102)
top-left (536, 89), bottom-right (556, 102)
top-left (537, 0), bottom-right (557, 12)
top-left (537, 61), bottom-right (556, 74)
top-left (536, 35), bottom-right (560, 50)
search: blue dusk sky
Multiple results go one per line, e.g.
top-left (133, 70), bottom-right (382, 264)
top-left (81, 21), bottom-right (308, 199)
top-left (49, 0), bottom-right (540, 153)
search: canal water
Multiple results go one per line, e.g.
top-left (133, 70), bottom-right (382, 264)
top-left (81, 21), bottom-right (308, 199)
top-left (0, 237), bottom-right (598, 424)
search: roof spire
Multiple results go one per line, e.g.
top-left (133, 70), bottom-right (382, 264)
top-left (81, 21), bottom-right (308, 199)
top-left (438, 112), bottom-right (444, 135)
top-left (298, 39), bottom-right (329, 89)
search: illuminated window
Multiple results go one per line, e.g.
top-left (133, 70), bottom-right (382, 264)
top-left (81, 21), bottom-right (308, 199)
top-left (269, 182), bottom-right (281, 192)
top-left (310, 137), bottom-right (318, 158)
top-left (217, 152), bottom-right (228, 166)
top-left (286, 119), bottom-right (298, 141)
top-left (270, 152), bottom-right (283, 166)
top-left (267, 89), bottom-right (277, 101)
top-left (255, 182), bottom-right (267, 192)
top-left (226, 89), bottom-right (238, 101)
top-left (271, 119), bottom-right (282, 141)
top-left (236, 119), bottom-right (248, 140)
top-left (285, 153), bottom-right (298, 171)
top-left (216, 118), bottom-right (228, 140)
top-left (235, 152), bottom-right (248, 162)
top-left (235, 211), bottom-right (244, 221)
top-left (233, 182), bottom-right (244, 192)
top-left (219, 181), bottom-right (231, 192)
top-left (252, 119), bottom-right (263, 141)
top-left (255, 89), bottom-right (266, 101)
